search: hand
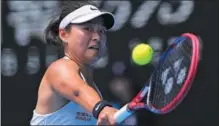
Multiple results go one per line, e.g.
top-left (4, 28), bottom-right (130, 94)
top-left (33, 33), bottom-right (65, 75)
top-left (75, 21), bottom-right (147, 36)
top-left (96, 106), bottom-right (118, 125)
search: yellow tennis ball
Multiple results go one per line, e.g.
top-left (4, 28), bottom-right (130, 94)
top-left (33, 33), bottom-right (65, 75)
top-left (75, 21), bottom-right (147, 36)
top-left (132, 43), bottom-right (154, 65)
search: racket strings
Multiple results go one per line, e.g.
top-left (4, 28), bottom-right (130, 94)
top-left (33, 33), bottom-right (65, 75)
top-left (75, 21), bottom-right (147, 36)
top-left (166, 40), bottom-right (192, 104)
top-left (150, 39), bottom-right (193, 109)
top-left (164, 40), bottom-right (192, 106)
top-left (152, 46), bottom-right (180, 107)
top-left (164, 46), bottom-right (190, 106)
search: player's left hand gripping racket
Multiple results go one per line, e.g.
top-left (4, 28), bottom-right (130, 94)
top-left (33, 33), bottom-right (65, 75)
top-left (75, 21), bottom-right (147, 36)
top-left (114, 33), bottom-right (201, 124)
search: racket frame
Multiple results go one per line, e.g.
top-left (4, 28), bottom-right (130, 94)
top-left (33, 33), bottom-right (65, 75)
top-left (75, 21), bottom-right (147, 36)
top-left (114, 33), bottom-right (200, 123)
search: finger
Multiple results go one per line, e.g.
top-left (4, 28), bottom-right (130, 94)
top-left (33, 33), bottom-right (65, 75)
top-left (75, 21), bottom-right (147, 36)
top-left (96, 114), bottom-right (108, 125)
top-left (101, 114), bottom-right (110, 125)
top-left (109, 115), bottom-right (116, 125)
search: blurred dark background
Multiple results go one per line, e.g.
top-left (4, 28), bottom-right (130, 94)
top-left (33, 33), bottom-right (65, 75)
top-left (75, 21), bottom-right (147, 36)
top-left (1, 1), bottom-right (218, 126)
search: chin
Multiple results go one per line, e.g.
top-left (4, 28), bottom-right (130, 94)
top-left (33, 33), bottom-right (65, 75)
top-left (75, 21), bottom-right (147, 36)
top-left (88, 56), bottom-right (100, 65)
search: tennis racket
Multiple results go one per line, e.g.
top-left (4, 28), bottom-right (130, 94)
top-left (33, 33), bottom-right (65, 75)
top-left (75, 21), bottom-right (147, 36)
top-left (114, 33), bottom-right (201, 123)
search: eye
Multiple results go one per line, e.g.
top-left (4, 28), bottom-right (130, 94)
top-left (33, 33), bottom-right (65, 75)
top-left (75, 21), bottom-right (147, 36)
top-left (84, 27), bottom-right (92, 32)
top-left (99, 29), bottom-right (106, 34)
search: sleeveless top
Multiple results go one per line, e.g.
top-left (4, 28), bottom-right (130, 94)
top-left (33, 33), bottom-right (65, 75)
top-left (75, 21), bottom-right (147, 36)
top-left (30, 58), bottom-right (103, 125)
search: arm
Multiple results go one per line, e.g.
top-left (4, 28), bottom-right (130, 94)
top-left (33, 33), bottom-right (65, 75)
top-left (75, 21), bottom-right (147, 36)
top-left (48, 61), bottom-right (101, 113)
top-left (47, 60), bottom-right (118, 125)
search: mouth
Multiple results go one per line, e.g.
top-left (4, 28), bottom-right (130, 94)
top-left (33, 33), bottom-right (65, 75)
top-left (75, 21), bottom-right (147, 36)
top-left (88, 45), bottom-right (99, 51)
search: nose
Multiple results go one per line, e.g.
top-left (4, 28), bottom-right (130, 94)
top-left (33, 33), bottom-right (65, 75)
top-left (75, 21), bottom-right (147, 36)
top-left (92, 31), bottom-right (101, 43)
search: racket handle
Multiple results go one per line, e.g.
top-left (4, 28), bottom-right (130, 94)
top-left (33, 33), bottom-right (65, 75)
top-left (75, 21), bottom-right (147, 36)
top-left (114, 104), bottom-right (133, 124)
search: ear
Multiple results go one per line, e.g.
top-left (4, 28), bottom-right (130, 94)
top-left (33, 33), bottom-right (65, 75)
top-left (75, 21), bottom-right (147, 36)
top-left (59, 29), bottom-right (69, 43)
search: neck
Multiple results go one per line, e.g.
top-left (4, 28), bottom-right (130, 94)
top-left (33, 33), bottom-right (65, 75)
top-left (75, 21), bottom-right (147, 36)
top-left (63, 46), bottom-right (86, 68)
top-left (63, 48), bottom-right (93, 76)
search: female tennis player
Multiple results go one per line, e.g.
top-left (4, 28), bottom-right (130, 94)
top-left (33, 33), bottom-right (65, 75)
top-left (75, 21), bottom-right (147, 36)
top-left (30, 1), bottom-right (117, 125)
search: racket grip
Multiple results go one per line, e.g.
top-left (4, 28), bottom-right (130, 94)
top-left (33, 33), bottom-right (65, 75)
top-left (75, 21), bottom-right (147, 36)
top-left (114, 104), bottom-right (133, 124)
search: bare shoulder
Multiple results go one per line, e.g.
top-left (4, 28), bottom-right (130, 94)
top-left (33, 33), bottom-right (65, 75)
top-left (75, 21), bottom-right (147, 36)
top-left (44, 58), bottom-right (90, 100)
top-left (45, 58), bottom-right (79, 85)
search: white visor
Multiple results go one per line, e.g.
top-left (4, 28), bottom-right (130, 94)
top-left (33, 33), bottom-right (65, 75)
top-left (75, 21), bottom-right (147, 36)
top-left (59, 5), bottom-right (115, 30)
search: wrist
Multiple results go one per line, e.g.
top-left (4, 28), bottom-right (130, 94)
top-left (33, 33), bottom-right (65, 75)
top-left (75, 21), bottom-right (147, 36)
top-left (92, 100), bottom-right (112, 119)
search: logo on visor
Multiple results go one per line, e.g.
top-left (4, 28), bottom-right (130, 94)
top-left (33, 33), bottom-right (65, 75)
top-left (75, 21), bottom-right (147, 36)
top-left (90, 7), bottom-right (98, 10)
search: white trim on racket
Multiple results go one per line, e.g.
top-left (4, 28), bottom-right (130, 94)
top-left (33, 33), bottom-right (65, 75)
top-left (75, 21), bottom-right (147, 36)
top-left (140, 86), bottom-right (149, 97)
top-left (147, 78), bottom-right (153, 105)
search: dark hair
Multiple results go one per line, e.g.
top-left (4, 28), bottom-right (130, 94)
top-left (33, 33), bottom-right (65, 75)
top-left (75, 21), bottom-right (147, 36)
top-left (44, 0), bottom-right (97, 47)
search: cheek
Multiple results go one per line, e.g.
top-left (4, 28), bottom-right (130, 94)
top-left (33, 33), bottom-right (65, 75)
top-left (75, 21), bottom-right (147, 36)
top-left (69, 32), bottom-right (90, 50)
top-left (99, 35), bottom-right (107, 56)
top-left (101, 35), bottom-right (107, 47)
